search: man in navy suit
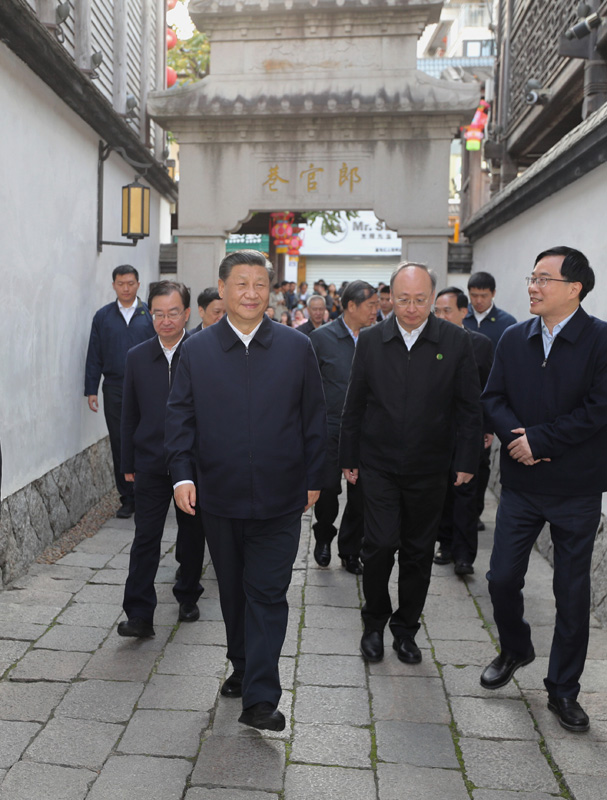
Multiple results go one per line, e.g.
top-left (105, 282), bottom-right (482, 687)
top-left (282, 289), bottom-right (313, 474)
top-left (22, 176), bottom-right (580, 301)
top-left (480, 247), bottom-right (607, 733)
top-left (166, 250), bottom-right (327, 732)
top-left (118, 281), bottom-right (205, 639)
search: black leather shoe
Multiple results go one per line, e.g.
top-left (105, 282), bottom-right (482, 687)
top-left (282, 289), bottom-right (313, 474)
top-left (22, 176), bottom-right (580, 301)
top-left (393, 636), bottom-right (422, 664)
top-left (314, 542), bottom-right (331, 567)
top-left (341, 555), bottom-right (363, 575)
top-left (117, 618), bottom-right (155, 638)
top-left (178, 602), bottom-right (200, 622)
top-left (116, 502), bottom-right (135, 519)
top-left (220, 670), bottom-right (245, 698)
top-left (548, 696), bottom-right (590, 732)
top-left (433, 547), bottom-right (452, 565)
top-left (454, 562), bottom-right (474, 575)
top-left (360, 630), bottom-right (384, 662)
top-left (477, 520), bottom-right (486, 531)
top-left (238, 701), bottom-right (285, 731)
top-left (480, 649), bottom-right (535, 689)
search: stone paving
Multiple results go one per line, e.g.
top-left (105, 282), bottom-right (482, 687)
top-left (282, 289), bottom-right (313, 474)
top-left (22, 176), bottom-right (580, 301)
top-left (1, 491), bottom-right (606, 799)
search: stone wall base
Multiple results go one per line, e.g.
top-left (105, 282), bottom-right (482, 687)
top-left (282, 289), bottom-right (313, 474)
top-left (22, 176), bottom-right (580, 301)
top-left (0, 438), bottom-right (114, 587)
top-left (489, 443), bottom-right (607, 627)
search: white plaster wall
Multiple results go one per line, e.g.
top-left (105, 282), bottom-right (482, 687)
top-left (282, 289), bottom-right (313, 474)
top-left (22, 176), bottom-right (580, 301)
top-left (0, 43), bottom-right (164, 499)
top-left (469, 162), bottom-right (607, 325)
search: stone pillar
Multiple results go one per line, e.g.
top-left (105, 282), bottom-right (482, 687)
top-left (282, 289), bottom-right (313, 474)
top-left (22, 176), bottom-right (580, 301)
top-left (178, 235), bottom-right (227, 323)
top-left (399, 235), bottom-right (450, 289)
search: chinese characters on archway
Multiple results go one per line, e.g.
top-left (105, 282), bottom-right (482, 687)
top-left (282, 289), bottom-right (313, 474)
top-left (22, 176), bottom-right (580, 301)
top-left (262, 162), bottom-right (361, 193)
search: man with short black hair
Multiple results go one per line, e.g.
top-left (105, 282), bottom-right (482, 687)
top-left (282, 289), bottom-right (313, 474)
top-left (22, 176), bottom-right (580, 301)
top-left (433, 287), bottom-right (493, 574)
top-left (166, 250), bottom-right (327, 732)
top-left (85, 265), bottom-right (154, 518)
top-left (298, 294), bottom-right (327, 336)
top-left (376, 284), bottom-right (393, 321)
top-left (480, 246), bottom-right (607, 733)
top-left (310, 281), bottom-right (378, 574)
top-left (118, 281), bottom-right (204, 638)
top-left (193, 287), bottom-right (225, 332)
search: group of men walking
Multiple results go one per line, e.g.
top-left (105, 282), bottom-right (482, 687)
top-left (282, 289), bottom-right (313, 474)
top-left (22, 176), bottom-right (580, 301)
top-left (85, 245), bottom-right (606, 734)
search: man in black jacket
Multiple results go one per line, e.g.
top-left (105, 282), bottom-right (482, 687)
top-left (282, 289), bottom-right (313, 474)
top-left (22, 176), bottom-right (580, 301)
top-left (192, 287), bottom-right (225, 333)
top-left (118, 281), bottom-right (204, 639)
top-left (166, 250), bottom-right (327, 732)
top-left (310, 280), bottom-right (378, 574)
top-left (480, 247), bottom-right (607, 732)
top-left (433, 287), bottom-right (493, 574)
top-left (85, 265), bottom-right (154, 518)
top-left (340, 263), bottom-right (481, 665)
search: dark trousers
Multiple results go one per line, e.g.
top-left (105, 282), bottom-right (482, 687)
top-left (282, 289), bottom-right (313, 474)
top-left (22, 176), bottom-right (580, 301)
top-left (201, 510), bottom-right (301, 709)
top-left (488, 487), bottom-right (601, 699)
top-left (123, 472), bottom-right (205, 622)
top-left (360, 465), bottom-right (448, 638)
top-left (313, 475), bottom-right (364, 557)
top-left (476, 443), bottom-right (491, 517)
top-left (102, 383), bottom-right (133, 504)
top-left (438, 467), bottom-right (479, 564)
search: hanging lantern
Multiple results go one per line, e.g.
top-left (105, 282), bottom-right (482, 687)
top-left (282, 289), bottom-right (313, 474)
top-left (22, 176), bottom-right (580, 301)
top-left (167, 27), bottom-right (177, 49)
top-left (464, 99), bottom-right (490, 152)
top-left (122, 177), bottom-right (150, 241)
top-left (270, 212), bottom-right (295, 254)
top-left (288, 226), bottom-right (304, 256)
top-left (166, 66), bottom-right (177, 87)
top-left (167, 0), bottom-right (178, 9)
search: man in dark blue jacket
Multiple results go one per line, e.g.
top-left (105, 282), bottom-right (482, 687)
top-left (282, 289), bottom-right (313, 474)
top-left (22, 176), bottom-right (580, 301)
top-left (166, 250), bottom-right (327, 733)
top-left (309, 280), bottom-right (378, 574)
top-left (480, 246), bottom-right (607, 733)
top-left (118, 281), bottom-right (204, 639)
top-left (85, 265), bottom-right (154, 518)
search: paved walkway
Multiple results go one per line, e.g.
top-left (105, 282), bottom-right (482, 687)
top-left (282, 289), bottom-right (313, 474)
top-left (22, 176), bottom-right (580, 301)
top-left (0, 491), bottom-right (606, 800)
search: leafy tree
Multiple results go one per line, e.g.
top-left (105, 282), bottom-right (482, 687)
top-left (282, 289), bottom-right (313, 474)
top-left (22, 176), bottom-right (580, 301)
top-left (301, 210), bottom-right (359, 236)
top-left (167, 30), bottom-right (209, 85)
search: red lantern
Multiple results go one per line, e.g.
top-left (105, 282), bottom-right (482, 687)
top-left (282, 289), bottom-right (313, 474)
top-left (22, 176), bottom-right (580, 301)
top-left (167, 0), bottom-right (178, 9)
top-left (288, 226), bottom-right (304, 256)
top-left (166, 66), bottom-right (177, 88)
top-left (270, 212), bottom-right (294, 254)
top-left (166, 28), bottom-right (177, 49)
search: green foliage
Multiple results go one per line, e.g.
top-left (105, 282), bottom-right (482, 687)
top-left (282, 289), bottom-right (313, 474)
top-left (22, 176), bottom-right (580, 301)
top-left (167, 30), bottom-right (210, 85)
top-left (301, 210), bottom-right (359, 236)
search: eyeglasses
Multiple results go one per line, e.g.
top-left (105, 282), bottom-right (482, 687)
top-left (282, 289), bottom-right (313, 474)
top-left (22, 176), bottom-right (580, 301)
top-left (152, 310), bottom-right (185, 321)
top-left (394, 297), bottom-right (431, 308)
top-left (525, 276), bottom-right (572, 288)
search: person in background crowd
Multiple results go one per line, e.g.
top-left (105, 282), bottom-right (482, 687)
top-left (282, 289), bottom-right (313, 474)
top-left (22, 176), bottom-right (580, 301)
top-left (118, 281), bottom-right (204, 638)
top-left (283, 281), bottom-right (298, 311)
top-left (463, 271), bottom-right (516, 532)
top-left (292, 308), bottom-right (306, 328)
top-left (85, 265), bottom-right (154, 519)
top-left (266, 306), bottom-right (276, 320)
top-left (377, 284), bottom-right (393, 321)
top-left (340, 263), bottom-right (481, 667)
top-left (298, 282), bottom-right (311, 303)
top-left (166, 250), bottom-right (327, 732)
top-left (298, 295), bottom-right (328, 336)
top-left (279, 310), bottom-right (292, 326)
top-left (480, 246), bottom-right (607, 734)
top-left (310, 280), bottom-right (378, 575)
top-left (326, 283), bottom-right (342, 320)
top-left (193, 287), bottom-right (225, 332)
top-left (433, 287), bottom-right (493, 575)
top-left (269, 283), bottom-right (288, 319)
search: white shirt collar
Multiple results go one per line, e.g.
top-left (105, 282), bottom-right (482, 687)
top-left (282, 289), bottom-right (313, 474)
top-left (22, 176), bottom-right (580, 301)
top-left (226, 315), bottom-right (264, 348)
top-left (472, 301), bottom-right (494, 324)
top-left (396, 317), bottom-right (429, 350)
top-left (160, 330), bottom-right (186, 364)
top-left (117, 298), bottom-right (138, 322)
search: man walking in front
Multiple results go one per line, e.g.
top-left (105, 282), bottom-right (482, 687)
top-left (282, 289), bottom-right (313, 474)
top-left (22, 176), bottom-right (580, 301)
top-left (340, 263), bottom-right (481, 665)
top-left (118, 281), bottom-right (205, 638)
top-left (85, 265), bottom-right (154, 518)
top-left (310, 280), bottom-right (378, 574)
top-left (166, 250), bottom-right (326, 732)
top-left (480, 246), bottom-right (607, 733)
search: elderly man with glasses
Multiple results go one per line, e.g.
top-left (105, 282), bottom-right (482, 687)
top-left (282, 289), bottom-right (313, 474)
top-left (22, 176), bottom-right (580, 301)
top-left (118, 281), bottom-right (205, 638)
top-left (340, 263), bottom-right (482, 666)
top-left (480, 246), bottom-right (607, 733)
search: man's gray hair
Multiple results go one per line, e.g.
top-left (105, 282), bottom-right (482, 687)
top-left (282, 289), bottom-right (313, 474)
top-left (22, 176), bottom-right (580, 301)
top-left (307, 294), bottom-right (327, 306)
top-left (341, 280), bottom-right (376, 308)
top-left (218, 250), bottom-right (275, 283)
top-left (390, 262), bottom-right (437, 292)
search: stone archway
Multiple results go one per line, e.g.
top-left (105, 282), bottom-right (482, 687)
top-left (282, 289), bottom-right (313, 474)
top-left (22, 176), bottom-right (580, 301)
top-left (149, 0), bottom-right (479, 300)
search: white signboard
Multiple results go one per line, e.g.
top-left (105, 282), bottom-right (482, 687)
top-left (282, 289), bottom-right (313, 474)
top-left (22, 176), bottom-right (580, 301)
top-left (300, 211), bottom-right (402, 257)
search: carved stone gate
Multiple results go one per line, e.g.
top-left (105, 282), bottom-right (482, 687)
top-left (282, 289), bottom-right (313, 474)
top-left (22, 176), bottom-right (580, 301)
top-left (149, 0), bottom-right (479, 298)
